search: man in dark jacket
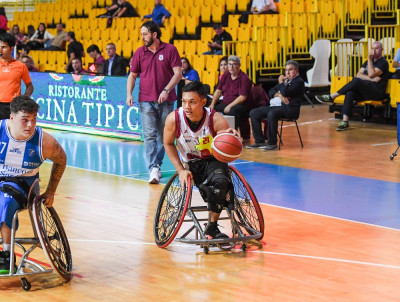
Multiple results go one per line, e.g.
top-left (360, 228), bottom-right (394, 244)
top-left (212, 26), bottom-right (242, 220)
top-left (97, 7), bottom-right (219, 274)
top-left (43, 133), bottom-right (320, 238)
top-left (104, 43), bottom-right (127, 76)
top-left (247, 60), bottom-right (305, 150)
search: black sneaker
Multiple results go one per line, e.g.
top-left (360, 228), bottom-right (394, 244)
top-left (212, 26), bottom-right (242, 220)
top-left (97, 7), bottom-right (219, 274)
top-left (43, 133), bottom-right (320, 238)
top-left (0, 251), bottom-right (16, 274)
top-left (245, 142), bottom-right (267, 149)
top-left (263, 144), bottom-right (278, 151)
top-left (205, 222), bottom-right (229, 239)
top-left (315, 94), bottom-right (333, 103)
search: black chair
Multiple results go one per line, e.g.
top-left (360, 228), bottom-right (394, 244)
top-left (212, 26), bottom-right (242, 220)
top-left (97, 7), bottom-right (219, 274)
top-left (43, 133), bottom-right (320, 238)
top-left (277, 118), bottom-right (304, 150)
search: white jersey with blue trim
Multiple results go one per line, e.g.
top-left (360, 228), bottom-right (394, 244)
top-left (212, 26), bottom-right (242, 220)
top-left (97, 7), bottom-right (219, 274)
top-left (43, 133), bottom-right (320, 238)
top-left (175, 107), bottom-right (217, 163)
top-left (0, 120), bottom-right (44, 185)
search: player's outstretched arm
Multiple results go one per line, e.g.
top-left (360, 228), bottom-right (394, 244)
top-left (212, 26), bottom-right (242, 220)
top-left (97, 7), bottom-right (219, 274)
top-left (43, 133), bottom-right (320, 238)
top-left (40, 132), bottom-right (67, 207)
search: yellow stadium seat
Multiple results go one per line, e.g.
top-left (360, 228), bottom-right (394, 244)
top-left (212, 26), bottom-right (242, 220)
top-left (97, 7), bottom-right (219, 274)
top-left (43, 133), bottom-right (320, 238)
top-left (306, 0), bottom-right (318, 12)
top-left (118, 28), bottom-right (129, 42)
top-left (56, 51), bottom-right (67, 65)
top-left (238, 26), bottom-right (251, 41)
top-left (192, 54), bottom-right (206, 71)
top-left (121, 40), bottom-right (134, 59)
top-left (197, 41), bottom-right (209, 54)
top-left (174, 40), bottom-right (185, 56)
top-left (291, 0), bottom-right (306, 13)
top-left (228, 14), bottom-right (239, 28)
top-left (174, 16), bottom-right (186, 35)
top-left (204, 0), bottom-right (216, 6)
top-left (237, 0), bottom-right (248, 12)
top-left (186, 16), bottom-right (198, 35)
top-left (184, 40), bottom-right (198, 56)
top-left (265, 14), bottom-right (279, 26)
top-left (277, 1), bottom-right (291, 14)
top-left (201, 4), bottom-right (212, 23)
top-left (212, 4), bottom-right (224, 23)
top-left (201, 70), bottom-right (219, 93)
top-left (205, 55), bottom-right (221, 72)
top-left (226, 27), bottom-right (238, 41)
top-left (160, 27), bottom-right (172, 43)
top-left (226, 0), bottom-right (237, 13)
top-left (201, 27), bottom-right (214, 43)
top-left (252, 14), bottom-right (266, 28)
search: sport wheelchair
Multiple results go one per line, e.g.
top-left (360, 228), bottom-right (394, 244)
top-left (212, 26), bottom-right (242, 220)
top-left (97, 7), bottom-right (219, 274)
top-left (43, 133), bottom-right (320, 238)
top-left (0, 179), bottom-right (72, 291)
top-left (154, 165), bottom-right (264, 254)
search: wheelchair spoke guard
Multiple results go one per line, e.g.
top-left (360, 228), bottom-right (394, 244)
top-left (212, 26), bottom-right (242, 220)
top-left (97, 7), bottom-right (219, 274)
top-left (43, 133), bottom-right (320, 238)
top-left (33, 197), bottom-right (73, 282)
top-left (154, 173), bottom-right (192, 248)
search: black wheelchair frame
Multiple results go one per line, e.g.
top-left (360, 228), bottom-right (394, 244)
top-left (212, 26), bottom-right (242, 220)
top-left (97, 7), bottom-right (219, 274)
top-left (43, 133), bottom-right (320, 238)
top-left (0, 179), bottom-right (72, 291)
top-left (153, 165), bottom-right (265, 254)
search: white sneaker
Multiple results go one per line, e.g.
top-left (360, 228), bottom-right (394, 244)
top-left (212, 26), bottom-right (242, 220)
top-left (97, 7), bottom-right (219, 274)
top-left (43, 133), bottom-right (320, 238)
top-left (149, 167), bottom-right (160, 184)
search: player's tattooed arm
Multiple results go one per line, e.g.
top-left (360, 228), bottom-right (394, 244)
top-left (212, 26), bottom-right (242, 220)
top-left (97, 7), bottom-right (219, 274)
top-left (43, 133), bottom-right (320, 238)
top-left (46, 139), bottom-right (67, 194)
top-left (40, 133), bottom-right (67, 206)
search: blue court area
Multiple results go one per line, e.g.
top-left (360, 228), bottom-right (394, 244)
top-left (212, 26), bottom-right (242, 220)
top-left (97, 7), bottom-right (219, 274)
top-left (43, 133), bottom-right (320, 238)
top-left (52, 130), bottom-right (400, 230)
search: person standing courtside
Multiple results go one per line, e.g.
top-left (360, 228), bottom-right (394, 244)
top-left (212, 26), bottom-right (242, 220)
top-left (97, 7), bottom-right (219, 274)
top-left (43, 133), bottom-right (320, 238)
top-left (0, 33), bottom-right (33, 120)
top-left (126, 21), bottom-right (181, 184)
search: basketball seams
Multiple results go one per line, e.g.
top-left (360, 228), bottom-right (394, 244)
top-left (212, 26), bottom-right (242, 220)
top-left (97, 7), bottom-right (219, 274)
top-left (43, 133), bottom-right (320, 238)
top-left (211, 132), bottom-right (243, 162)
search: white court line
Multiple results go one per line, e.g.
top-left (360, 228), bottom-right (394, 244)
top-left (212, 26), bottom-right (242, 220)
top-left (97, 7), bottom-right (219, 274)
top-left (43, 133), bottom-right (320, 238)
top-left (264, 203), bottom-right (400, 233)
top-left (251, 250), bottom-right (400, 270)
top-left (371, 142), bottom-right (398, 146)
top-left (68, 238), bottom-right (400, 270)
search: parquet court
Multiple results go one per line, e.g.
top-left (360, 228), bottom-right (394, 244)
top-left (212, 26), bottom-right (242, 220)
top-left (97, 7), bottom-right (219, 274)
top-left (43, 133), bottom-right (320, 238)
top-left (1, 105), bottom-right (400, 301)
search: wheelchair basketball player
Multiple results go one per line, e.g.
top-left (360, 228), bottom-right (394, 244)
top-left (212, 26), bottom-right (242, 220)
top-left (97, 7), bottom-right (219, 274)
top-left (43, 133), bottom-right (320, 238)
top-left (0, 95), bottom-right (66, 274)
top-left (164, 81), bottom-right (241, 239)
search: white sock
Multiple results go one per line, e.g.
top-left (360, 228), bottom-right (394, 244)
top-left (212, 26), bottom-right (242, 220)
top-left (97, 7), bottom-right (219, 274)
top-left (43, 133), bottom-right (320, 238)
top-left (3, 243), bottom-right (10, 251)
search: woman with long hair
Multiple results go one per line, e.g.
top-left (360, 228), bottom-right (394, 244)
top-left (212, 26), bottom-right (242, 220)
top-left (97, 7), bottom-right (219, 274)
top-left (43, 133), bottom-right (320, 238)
top-left (10, 25), bottom-right (26, 49)
top-left (27, 23), bottom-right (54, 50)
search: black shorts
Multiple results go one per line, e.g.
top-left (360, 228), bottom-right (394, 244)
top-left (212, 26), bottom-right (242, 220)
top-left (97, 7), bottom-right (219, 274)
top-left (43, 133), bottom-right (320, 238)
top-left (0, 102), bottom-right (11, 120)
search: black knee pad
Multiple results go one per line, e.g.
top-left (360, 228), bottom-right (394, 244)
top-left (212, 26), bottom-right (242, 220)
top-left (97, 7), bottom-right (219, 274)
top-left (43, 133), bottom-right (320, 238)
top-left (199, 169), bottom-right (230, 213)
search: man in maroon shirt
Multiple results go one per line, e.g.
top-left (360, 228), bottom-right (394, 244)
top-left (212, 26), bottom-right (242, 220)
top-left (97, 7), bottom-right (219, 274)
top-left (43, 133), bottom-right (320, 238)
top-left (126, 21), bottom-right (182, 184)
top-left (210, 55), bottom-right (252, 130)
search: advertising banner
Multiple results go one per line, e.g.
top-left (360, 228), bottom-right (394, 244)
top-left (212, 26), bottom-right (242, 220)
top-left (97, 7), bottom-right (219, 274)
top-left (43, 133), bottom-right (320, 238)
top-left (29, 72), bottom-right (142, 140)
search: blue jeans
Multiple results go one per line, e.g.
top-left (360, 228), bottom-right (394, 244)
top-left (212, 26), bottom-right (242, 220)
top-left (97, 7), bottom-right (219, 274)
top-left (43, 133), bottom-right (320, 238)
top-left (202, 50), bottom-right (223, 55)
top-left (139, 101), bottom-right (174, 171)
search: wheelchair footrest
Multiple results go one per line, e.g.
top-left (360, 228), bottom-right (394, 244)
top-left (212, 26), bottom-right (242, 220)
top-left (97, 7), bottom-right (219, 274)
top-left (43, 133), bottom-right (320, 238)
top-left (175, 232), bottom-right (262, 245)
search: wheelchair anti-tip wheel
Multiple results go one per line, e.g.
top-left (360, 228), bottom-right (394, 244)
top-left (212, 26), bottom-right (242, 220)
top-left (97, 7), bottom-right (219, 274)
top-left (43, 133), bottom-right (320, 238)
top-left (33, 197), bottom-right (73, 282)
top-left (229, 166), bottom-right (265, 240)
top-left (154, 173), bottom-right (192, 248)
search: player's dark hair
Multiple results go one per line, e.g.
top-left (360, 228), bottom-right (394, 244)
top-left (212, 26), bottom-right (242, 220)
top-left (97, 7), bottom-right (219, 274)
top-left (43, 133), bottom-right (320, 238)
top-left (0, 33), bottom-right (16, 48)
top-left (10, 95), bottom-right (39, 114)
top-left (141, 20), bottom-right (162, 39)
top-left (182, 81), bottom-right (208, 100)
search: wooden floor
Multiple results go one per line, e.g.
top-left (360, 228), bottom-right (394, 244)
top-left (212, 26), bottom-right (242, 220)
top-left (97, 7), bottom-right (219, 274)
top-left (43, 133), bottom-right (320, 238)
top-left (1, 104), bottom-right (400, 301)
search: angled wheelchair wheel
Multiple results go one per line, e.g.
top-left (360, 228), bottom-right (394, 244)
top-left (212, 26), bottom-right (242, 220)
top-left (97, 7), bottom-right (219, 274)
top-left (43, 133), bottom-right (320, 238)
top-left (229, 166), bottom-right (265, 240)
top-left (154, 173), bottom-right (192, 248)
top-left (33, 197), bottom-right (73, 282)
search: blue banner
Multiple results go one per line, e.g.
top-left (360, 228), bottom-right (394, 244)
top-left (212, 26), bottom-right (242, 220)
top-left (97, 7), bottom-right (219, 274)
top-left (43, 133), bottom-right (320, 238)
top-left (29, 72), bottom-right (142, 140)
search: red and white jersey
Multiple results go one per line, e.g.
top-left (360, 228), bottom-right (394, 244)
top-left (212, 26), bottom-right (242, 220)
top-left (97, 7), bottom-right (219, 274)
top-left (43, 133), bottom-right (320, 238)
top-left (174, 107), bottom-right (217, 163)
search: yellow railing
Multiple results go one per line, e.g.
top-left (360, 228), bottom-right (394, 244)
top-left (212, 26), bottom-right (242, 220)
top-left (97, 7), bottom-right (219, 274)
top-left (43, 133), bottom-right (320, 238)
top-left (223, 41), bottom-right (257, 83)
top-left (331, 41), bottom-right (367, 77)
top-left (365, 24), bottom-right (400, 59)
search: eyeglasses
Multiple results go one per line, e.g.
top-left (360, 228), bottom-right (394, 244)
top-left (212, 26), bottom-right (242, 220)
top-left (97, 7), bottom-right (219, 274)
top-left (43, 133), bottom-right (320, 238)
top-left (228, 63), bottom-right (240, 67)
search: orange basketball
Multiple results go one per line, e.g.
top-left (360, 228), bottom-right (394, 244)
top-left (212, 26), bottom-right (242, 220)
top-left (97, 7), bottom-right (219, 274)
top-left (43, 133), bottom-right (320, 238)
top-left (211, 132), bottom-right (243, 163)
